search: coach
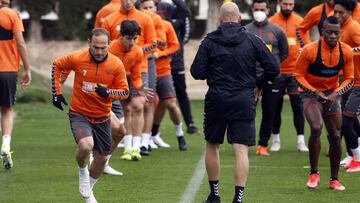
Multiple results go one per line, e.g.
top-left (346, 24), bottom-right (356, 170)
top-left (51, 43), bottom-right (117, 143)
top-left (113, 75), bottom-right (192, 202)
top-left (190, 2), bottom-right (278, 203)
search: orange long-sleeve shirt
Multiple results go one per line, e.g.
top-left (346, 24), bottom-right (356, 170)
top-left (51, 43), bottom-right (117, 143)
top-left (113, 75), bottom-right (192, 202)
top-left (94, 0), bottom-right (121, 28)
top-left (109, 39), bottom-right (143, 90)
top-left (102, 7), bottom-right (157, 73)
top-left (269, 12), bottom-right (310, 74)
top-left (0, 7), bottom-right (24, 72)
top-left (339, 17), bottom-right (360, 87)
top-left (298, 3), bottom-right (333, 42)
top-left (155, 20), bottom-right (179, 77)
top-left (329, 3), bottom-right (360, 23)
top-left (294, 39), bottom-right (354, 94)
top-left (142, 9), bottom-right (166, 50)
top-left (52, 49), bottom-right (129, 118)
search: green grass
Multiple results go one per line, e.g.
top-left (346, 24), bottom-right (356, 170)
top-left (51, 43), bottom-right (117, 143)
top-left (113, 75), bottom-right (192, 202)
top-left (0, 72), bottom-right (359, 202)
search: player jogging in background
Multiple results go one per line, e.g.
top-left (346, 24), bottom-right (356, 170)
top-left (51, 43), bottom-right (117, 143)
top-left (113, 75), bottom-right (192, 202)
top-left (294, 16), bottom-right (354, 191)
top-left (94, 0), bottom-right (121, 28)
top-left (52, 28), bottom-right (129, 202)
top-left (0, 0), bottom-right (31, 170)
top-left (268, 0), bottom-right (309, 152)
top-left (333, 0), bottom-right (360, 172)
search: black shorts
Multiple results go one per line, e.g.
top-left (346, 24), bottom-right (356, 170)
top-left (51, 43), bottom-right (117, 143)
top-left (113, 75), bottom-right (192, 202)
top-left (344, 87), bottom-right (360, 116)
top-left (274, 74), bottom-right (300, 95)
top-left (156, 75), bottom-right (176, 100)
top-left (0, 72), bottom-right (17, 107)
top-left (111, 100), bottom-right (124, 119)
top-left (68, 111), bottom-right (112, 155)
top-left (301, 91), bottom-right (341, 117)
top-left (204, 116), bottom-right (256, 145)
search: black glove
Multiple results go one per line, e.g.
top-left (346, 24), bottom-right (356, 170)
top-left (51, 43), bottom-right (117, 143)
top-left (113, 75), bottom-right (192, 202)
top-left (95, 84), bottom-right (109, 98)
top-left (52, 94), bottom-right (68, 111)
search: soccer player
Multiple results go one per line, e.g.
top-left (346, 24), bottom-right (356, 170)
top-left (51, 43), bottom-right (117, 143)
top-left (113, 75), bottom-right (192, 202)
top-left (94, 0), bottom-right (121, 28)
top-left (333, 0), bottom-right (360, 172)
top-left (294, 16), bottom-right (354, 190)
top-left (268, 0), bottom-right (309, 152)
top-left (298, 0), bottom-right (334, 41)
top-left (245, 0), bottom-right (289, 156)
top-left (52, 28), bottom-right (129, 201)
top-left (0, 0), bottom-right (31, 169)
top-left (102, 0), bottom-right (157, 160)
top-left (191, 2), bottom-right (278, 202)
top-left (109, 20), bottom-right (153, 160)
top-left (151, 3), bottom-right (188, 151)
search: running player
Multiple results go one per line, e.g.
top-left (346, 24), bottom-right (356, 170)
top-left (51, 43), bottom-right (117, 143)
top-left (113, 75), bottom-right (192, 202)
top-left (294, 16), bottom-right (354, 190)
top-left (268, 0), bottom-right (309, 152)
top-left (0, 0), bottom-right (31, 169)
top-left (52, 28), bottom-right (129, 201)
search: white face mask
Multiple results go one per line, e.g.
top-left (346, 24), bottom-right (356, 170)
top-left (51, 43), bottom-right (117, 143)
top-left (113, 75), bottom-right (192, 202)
top-left (253, 11), bottom-right (267, 23)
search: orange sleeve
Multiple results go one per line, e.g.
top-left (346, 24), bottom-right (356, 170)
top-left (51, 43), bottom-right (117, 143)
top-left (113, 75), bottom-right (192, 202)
top-left (11, 11), bottom-right (24, 33)
top-left (157, 22), bottom-right (180, 58)
top-left (298, 7), bottom-right (321, 45)
top-left (294, 46), bottom-right (318, 93)
top-left (335, 45), bottom-right (354, 94)
top-left (52, 53), bottom-right (76, 95)
top-left (140, 14), bottom-right (157, 54)
top-left (154, 14), bottom-right (167, 49)
top-left (130, 49), bottom-right (144, 90)
top-left (108, 60), bottom-right (129, 100)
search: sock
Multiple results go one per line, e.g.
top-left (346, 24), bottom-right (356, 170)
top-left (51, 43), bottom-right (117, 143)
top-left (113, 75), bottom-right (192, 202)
top-left (105, 155), bottom-right (111, 166)
top-left (2, 134), bottom-right (11, 149)
top-left (89, 176), bottom-right (98, 190)
top-left (208, 180), bottom-right (220, 199)
top-left (79, 165), bottom-right (89, 176)
top-left (123, 135), bottom-right (133, 150)
top-left (351, 145), bottom-right (360, 161)
top-left (297, 134), bottom-right (305, 143)
top-left (132, 136), bottom-right (141, 149)
top-left (89, 153), bottom-right (94, 166)
top-left (151, 124), bottom-right (160, 136)
top-left (233, 186), bottom-right (245, 203)
top-left (141, 133), bottom-right (151, 148)
top-left (330, 176), bottom-right (338, 181)
top-left (310, 169), bottom-right (319, 174)
top-left (272, 134), bottom-right (280, 142)
top-left (175, 123), bottom-right (184, 137)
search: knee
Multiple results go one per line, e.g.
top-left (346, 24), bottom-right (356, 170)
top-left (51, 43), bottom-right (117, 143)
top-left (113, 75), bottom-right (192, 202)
top-left (78, 140), bottom-right (93, 154)
top-left (310, 124), bottom-right (322, 136)
top-left (1, 107), bottom-right (12, 114)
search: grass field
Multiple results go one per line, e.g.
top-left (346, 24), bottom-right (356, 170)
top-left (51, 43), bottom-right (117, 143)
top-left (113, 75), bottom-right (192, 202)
top-left (0, 72), bottom-right (359, 203)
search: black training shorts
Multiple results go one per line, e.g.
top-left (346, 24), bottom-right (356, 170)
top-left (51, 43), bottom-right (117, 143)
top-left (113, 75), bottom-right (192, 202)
top-left (0, 72), bottom-right (17, 107)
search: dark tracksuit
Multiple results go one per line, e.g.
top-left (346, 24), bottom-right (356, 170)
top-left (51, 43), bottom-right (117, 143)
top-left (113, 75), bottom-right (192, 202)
top-left (191, 23), bottom-right (279, 145)
top-left (245, 20), bottom-right (289, 147)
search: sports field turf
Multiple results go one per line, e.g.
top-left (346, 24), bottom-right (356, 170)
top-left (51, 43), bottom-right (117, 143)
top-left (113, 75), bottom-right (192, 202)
top-left (0, 72), bottom-right (359, 203)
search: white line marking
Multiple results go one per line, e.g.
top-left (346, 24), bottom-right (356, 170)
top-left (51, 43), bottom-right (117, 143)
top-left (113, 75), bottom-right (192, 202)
top-left (179, 152), bottom-right (206, 203)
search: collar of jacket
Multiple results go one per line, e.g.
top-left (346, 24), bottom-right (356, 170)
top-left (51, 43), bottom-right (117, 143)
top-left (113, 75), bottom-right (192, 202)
top-left (120, 6), bottom-right (136, 15)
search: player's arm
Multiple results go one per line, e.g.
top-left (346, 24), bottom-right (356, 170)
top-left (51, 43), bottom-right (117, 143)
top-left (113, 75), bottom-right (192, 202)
top-left (107, 63), bottom-right (129, 100)
top-left (297, 8), bottom-right (320, 44)
top-left (141, 16), bottom-right (157, 54)
top-left (190, 38), bottom-right (209, 80)
top-left (131, 51), bottom-right (144, 90)
top-left (253, 35), bottom-right (279, 88)
top-left (154, 16), bottom-right (167, 50)
top-left (335, 47), bottom-right (354, 95)
top-left (154, 24), bottom-right (180, 59)
top-left (293, 47), bottom-right (318, 94)
top-left (277, 28), bottom-right (289, 63)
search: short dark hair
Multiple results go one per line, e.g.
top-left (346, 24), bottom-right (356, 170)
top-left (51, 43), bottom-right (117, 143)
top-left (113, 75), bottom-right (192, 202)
top-left (334, 0), bottom-right (357, 11)
top-left (120, 20), bottom-right (141, 37)
top-left (252, 0), bottom-right (270, 8)
top-left (89, 28), bottom-right (110, 43)
top-left (323, 16), bottom-right (340, 28)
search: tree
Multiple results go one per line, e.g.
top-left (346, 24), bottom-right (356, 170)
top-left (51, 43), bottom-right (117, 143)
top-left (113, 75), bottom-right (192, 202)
top-left (205, 0), bottom-right (223, 33)
top-left (16, 0), bottom-right (55, 42)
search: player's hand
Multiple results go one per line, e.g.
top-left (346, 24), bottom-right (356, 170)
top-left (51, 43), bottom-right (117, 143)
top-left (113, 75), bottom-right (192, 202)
top-left (52, 94), bottom-right (68, 111)
top-left (152, 52), bottom-right (160, 59)
top-left (315, 91), bottom-right (328, 103)
top-left (138, 86), bottom-right (154, 102)
top-left (325, 91), bottom-right (338, 108)
top-left (95, 84), bottom-right (109, 98)
top-left (21, 69), bottom-right (31, 88)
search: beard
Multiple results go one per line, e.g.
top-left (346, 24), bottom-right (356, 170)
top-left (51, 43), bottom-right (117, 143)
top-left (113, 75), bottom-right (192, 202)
top-left (281, 9), bottom-right (292, 17)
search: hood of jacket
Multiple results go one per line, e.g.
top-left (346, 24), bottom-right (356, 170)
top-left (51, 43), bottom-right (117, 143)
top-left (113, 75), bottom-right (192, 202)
top-left (207, 22), bottom-right (247, 47)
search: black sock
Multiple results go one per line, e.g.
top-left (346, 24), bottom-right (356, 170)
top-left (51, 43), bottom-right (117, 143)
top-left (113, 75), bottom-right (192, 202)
top-left (207, 180), bottom-right (220, 200)
top-left (151, 124), bottom-right (160, 136)
top-left (310, 169), bottom-right (319, 174)
top-left (233, 186), bottom-right (245, 203)
top-left (330, 176), bottom-right (338, 181)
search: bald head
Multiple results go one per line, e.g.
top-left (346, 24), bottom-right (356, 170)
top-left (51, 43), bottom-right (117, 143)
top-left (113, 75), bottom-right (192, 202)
top-left (219, 2), bottom-right (241, 23)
